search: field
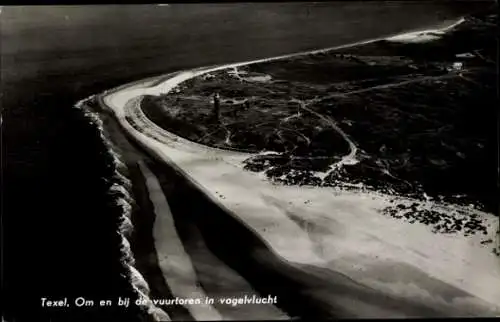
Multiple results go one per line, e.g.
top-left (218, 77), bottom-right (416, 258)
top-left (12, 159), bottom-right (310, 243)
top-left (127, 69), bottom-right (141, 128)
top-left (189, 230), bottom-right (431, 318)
top-left (141, 8), bottom-right (497, 214)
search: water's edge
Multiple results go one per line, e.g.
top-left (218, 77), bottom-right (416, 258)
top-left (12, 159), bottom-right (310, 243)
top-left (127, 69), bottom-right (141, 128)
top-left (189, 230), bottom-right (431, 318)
top-left (74, 96), bottom-right (171, 322)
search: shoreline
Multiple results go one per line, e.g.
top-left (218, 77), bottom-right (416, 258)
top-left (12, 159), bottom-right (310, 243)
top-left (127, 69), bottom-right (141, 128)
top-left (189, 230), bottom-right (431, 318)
top-left (385, 17), bottom-right (466, 42)
top-left (100, 17), bottom-right (469, 161)
top-left (101, 14), bottom-right (491, 214)
top-left (94, 92), bottom-right (291, 320)
top-left (100, 16), bottom-right (466, 101)
top-left (99, 16), bottom-right (500, 318)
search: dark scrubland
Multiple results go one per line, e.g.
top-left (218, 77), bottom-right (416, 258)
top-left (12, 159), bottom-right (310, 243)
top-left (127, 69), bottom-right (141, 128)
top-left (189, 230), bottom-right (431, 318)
top-left (142, 90), bottom-right (351, 156)
top-left (143, 6), bottom-right (497, 221)
top-left (382, 202), bottom-right (490, 237)
top-left (321, 9), bottom-right (497, 214)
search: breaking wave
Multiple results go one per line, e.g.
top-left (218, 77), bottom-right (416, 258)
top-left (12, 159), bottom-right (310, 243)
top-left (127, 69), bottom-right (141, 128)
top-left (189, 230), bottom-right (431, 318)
top-left (73, 95), bottom-right (171, 321)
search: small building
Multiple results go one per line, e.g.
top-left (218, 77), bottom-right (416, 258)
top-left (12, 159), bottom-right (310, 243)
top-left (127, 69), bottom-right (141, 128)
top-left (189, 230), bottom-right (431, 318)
top-left (446, 61), bottom-right (463, 72)
top-left (453, 62), bottom-right (463, 70)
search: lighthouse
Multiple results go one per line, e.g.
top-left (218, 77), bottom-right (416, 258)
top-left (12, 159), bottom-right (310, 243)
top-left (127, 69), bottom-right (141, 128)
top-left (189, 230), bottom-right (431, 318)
top-left (212, 92), bottom-right (220, 122)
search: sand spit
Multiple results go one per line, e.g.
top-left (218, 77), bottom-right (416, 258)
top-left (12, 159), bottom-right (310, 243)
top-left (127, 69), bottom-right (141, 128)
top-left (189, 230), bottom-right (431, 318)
top-left (386, 17), bottom-right (466, 43)
top-left (100, 18), bottom-right (499, 318)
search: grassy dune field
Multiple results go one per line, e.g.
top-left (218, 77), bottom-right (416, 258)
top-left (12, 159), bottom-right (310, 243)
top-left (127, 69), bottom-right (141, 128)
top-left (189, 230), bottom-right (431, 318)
top-left (142, 8), bottom-right (497, 219)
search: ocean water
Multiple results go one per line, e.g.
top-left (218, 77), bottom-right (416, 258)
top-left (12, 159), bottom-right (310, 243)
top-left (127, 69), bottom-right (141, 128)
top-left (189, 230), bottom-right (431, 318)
top-left (1, 3), bottom-right (482, 91)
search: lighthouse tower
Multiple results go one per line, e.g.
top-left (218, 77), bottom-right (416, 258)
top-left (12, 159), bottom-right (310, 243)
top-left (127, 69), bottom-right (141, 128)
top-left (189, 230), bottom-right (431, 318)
top-left (212, 92), bottom-right (220, 122)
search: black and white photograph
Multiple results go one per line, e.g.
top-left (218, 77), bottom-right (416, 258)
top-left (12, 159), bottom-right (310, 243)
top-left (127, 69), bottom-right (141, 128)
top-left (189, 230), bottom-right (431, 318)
top-left (2, 1), bottom-right (499, 321)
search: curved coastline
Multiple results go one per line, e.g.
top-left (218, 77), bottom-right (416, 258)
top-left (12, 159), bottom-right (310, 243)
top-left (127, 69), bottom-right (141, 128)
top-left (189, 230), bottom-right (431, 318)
top-left (101, 18), bottom-right (468, 159)
top-left (98, 17), bottom-right (500, 319)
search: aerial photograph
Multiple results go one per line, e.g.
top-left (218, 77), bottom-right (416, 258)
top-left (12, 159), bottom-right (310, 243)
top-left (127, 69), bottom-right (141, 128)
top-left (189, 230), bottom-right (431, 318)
top-left (2, 1), bottom-right (499, 321)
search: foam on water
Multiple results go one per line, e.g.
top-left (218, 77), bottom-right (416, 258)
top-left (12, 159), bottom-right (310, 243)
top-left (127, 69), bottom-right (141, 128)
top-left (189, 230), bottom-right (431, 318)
top-left (72, 95), bottom-right (171, 321)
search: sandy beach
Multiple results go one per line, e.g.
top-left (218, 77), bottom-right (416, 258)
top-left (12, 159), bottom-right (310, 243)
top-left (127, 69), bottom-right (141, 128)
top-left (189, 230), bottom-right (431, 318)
top-left (100, 20), bottom-right (500, 318)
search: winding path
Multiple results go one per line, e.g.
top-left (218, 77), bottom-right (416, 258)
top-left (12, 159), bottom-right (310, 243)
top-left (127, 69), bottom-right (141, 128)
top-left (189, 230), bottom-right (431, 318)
top-left (287, 69), bottom-right (472, 173)
top-left (290, 97), bottom-right (359, 168)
